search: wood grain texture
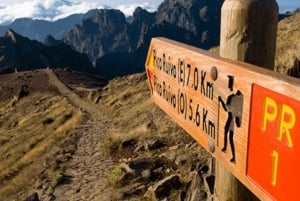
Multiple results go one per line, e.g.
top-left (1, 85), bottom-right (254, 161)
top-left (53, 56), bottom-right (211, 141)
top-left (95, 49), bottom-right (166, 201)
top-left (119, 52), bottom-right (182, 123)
top-left (218, 1), bottom-right (278, 200)
top-left (220, 0), bottom-right (278, 70)
top-left (145, 37), bottom-right (300, 201)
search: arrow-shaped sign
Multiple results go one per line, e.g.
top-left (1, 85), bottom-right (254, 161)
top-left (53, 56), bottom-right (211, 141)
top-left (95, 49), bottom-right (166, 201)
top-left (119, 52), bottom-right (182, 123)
top-left (145, 37), bottom-right (300, 201)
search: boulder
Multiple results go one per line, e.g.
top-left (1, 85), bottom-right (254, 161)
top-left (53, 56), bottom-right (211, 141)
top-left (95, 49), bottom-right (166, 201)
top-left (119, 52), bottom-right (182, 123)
top-left (145, 175), bottom-right (182, 200)
top-left (287, 57), bottom-right (300, 78)
top-left (24, 192), bottom-right (39, 201)
top-left (184, 171), bottom-right (206, 201)
top-left (17, 84), bottom-right (29, 100)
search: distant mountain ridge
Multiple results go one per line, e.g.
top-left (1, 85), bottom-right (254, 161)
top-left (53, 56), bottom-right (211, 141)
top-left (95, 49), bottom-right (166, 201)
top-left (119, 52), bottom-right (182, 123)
top-left (0, 10), bottom-right (98, 41)
top-left (0, 30), bottom-right (93, 74)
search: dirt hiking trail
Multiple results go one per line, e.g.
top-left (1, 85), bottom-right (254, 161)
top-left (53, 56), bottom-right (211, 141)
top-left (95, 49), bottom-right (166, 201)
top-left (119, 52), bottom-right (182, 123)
top-left (45, 69), bottom-right (114, 201)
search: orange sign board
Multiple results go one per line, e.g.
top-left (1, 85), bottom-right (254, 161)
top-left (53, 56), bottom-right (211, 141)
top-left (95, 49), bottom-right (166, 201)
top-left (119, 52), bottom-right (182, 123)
top-left (248, 84), bottom-right (300, 200)
top-left (145, 37), bottom-right (300, 201)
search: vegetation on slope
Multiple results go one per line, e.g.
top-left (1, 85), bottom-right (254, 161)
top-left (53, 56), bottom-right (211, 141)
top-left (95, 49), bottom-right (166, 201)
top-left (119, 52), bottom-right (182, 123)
top-left (275, 13), bottom-right (300, 73)
top-left (209, 12), bottom-right (300, 74)
top-left (97, 73), bottom-right (210, 200)
top-left (0, 71), bottom-right (82, 200)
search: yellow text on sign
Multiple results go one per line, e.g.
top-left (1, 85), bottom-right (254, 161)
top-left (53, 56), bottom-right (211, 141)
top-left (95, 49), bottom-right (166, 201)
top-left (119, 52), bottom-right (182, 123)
top-left (262, 96), bottom-right (296, 147)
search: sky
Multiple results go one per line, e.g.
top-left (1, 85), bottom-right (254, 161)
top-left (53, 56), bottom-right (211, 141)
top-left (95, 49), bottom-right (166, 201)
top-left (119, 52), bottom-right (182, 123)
top-left (0, 0), bottom-right (299, 25)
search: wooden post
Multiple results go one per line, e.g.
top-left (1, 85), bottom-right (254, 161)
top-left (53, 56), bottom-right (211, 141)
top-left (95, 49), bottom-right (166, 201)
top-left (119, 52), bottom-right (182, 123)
top-left (220, 0), bottom-right (278, 70)
top-left (215, 0), bottom-right (278, 200)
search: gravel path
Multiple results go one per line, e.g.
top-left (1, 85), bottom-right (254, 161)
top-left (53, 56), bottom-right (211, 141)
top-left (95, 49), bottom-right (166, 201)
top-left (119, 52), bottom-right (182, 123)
top-left (45, 69), bottom-right (114, 201)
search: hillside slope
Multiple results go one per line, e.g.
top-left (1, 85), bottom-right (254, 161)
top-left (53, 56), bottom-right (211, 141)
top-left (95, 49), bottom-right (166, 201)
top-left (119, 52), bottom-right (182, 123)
top-left (210, 12), bottom-right (300, 74)
top-left (275, 12), bottom-right (300, 73)
top-left (94, 73), bottom-right (210, 201)
top-left (0, 70), bottom-right (82, 200)
top-left (0, 69), bottom-right (113, 201)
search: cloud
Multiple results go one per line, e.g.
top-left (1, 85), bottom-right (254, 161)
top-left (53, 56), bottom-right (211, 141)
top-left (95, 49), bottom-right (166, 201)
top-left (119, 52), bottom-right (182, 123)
top-left (0, 0), bottom-right (104, 24)
top-left (117, 2), bottom-right (157, 16)
top-left (0, 0), bottom-right (158, 25)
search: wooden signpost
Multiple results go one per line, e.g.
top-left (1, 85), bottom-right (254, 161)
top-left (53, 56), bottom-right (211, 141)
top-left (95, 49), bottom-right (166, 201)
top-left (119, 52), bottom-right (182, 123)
top-left (217, 1), bottom-right (278, 200)
top-left (145, 37), bottom-right (300, 201)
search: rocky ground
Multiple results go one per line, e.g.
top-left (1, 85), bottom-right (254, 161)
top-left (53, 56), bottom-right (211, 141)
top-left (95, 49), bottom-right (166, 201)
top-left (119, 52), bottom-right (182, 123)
top-left (0, 70), bottom-right (83, 201)
top-left (51, 69), bottom-right (215, 201)
top-left (93, 73), bottom-right (214, 201)
top-left (0, 68), bottom-right (215, 201)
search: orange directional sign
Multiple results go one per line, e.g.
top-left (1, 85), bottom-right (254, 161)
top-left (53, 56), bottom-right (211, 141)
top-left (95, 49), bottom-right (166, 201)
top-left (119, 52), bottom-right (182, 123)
top-left (145, 37), bottom-right (300, 201)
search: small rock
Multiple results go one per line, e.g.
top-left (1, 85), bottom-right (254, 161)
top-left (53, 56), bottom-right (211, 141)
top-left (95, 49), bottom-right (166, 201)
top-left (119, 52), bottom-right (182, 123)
top-left (94, 95), bottom-right (102, 104)
top-left (287, 57), bottom-right (300, 78)
top-left (185, 141), bottom-right (197, 149)
top-left (50, 146), bottom-right (61, 156)
top-left (148, 140), bottom-right (166, 150)
top-left (198, 165), bottom-right (209, 176)
top-left (145, 175), bottom-right (182, 200)
top-left (49, 195), bottom-right (56, 201)
top-left (169, 144), bottom-right (181, 150)
top-left (159, 151), bottom-right (177, 162)
top-left (17, 84), bottom-right (29, 100)
top-left (141, 169), bottom-right (151, 178)
top-left (75, 187), bottom-right (81, 193)
top-left (204, 175), bottom-right (215, 196)
top-left (122, 139), bottom-right (137, 148)
top-left (128, 158), bottom-right (152, 171)
top-left (175, 154), bottom-right (189, 166)
top-left (55, 154), bottom-right (67, 163)
top-left (184, 172), bottom-right (206, 201)
top-left (146, 120), bottom-right (156, 130)
top-left (120, 162), bottom-right (135, 174)
top-left (122, 185), bottom-right (147, 199)
top-left (24, 192), bottom-right (39, 201)
top-left (134, 144), bottom-right (145, 153)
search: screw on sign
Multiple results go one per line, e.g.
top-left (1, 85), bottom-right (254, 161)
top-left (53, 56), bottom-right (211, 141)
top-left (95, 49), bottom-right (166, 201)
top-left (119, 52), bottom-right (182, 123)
top-left (145, 37), bottom-right (300, 201)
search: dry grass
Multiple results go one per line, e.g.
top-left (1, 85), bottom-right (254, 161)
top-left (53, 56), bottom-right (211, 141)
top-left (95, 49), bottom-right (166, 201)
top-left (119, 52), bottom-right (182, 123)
top-left (275, 13), bottom-right (300, 73)
top-left (98, 73), bottom-right (196, 160)
top-left (97, 73), bottom-right (208, 200)
top-left (0, 93), bottom-right (82, 200)
top-left (209, 13), bottom-right (300, 74)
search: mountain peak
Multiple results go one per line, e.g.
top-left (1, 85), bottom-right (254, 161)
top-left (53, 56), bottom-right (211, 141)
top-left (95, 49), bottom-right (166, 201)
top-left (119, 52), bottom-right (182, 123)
top-left (4, 29), bottom-right (21, 43)
top-left (44, 35), bottom-right (62, 46)
top-left (133, 7), bottom-right (155, 22)
top-left (91, 9), bottom-right (127, 27)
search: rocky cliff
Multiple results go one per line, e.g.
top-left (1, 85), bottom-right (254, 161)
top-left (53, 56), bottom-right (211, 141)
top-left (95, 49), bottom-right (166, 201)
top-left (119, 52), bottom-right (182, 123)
top-left (155, 0), bottom-right (222, 46)
top-left (63, 9), bottom-right (132, 65)
top-left (63, 0), bottom-right (222, 78)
